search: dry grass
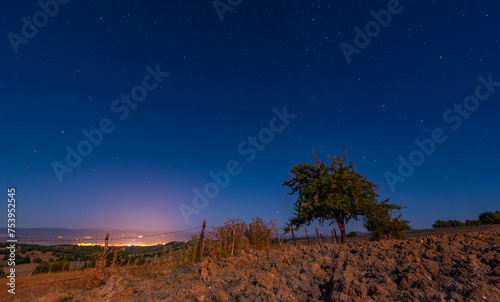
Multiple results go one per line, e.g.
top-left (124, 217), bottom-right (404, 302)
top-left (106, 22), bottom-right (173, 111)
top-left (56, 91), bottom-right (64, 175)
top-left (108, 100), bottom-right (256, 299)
top-left (204, 218), bottom-right (275, 258)
top-left (163, 218), bottom-right (276, 263)
top-left (246, 217), bottom-right (275, 251)
top-left (0, 218), bottom-right (277, 301)
top-left (0, 269), bottom-right (92, 302)
top-left (88, 248), bottom-right (126, 288)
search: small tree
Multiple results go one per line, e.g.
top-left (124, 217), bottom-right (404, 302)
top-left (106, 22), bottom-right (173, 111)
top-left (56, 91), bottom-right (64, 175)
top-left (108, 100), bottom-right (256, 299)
top-left (363, 198), bottom-right (411, 240)
top-left (16, 256), bottom-right (31, 265)
top-left (284, 150), bottom-right (379, 243)
top-left (386, 216), bottom-right (412, 239)
top-left (465, 219), bottom-right (482, 226)
top-left (433, 219), bottom-right (451, 229)
top-left (448, 220), bottom-right (465, 227)
top-left (478, 211), bottom-right (500, 225)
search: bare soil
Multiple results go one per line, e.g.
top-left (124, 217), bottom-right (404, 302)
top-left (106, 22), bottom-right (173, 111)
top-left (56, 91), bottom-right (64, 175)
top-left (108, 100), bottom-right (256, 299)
top-left (64, 225), bottom-right (500, 302)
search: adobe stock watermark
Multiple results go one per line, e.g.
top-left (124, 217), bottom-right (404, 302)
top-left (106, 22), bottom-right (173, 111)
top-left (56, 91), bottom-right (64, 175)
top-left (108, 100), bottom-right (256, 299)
top-left (339, 0), bottom-right (403, 64)
top-left (7, 0), bottom-right (71, 55)
top-left (51, 64), bottom-right (170, 182)
top-left (178, 106), bottom-right (297, 224)
top-left (385, 73), bottom-right (499, 192)
top-left (213, 0), bottom-right (242, 21)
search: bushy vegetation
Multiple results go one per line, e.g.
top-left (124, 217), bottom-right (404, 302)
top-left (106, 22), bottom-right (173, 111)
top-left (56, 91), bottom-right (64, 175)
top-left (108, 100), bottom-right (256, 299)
top-left (16, 255), bottom-right (31, 265)
top-left (346, 232), bottom-right (358, 238)
top-left (88, 248), bottom-right (126, 288)
top-left (33, 261), bottom-right (51, 274)
top-left (180, 218), bottom-right (276, 262)
top-left (245, 218), bottom-right (275, 251)
top-left (465, 219), bottom-right (483, 226)
top-left (433, 219), bottom-right (466, 228)
top-left (479, 211), bottom-right (500, 224)
top-left (33, 259), bottom-right (74, 274)
top-left (207, 219), bottom-right (249, 258)
top-left (363, 199), bottom-right (411, 241)
top-left (0, 243), bottom-right (102, 263)
top-left (433, 211), bottom-right (500, 229)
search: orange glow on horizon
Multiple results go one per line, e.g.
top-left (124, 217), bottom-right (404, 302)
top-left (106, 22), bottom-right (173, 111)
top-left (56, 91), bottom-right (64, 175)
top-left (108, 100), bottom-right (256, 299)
top-left (74, 242), bottom-right (168, 247)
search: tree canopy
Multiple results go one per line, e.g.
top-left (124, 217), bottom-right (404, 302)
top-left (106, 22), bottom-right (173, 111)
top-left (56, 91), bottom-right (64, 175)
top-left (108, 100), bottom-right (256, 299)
top-left (283, 150), bottom-right (380, 242)
top-left (478, 211), bottom-right (500, 225)
top-left (433, 210), bottom-right (500, 229)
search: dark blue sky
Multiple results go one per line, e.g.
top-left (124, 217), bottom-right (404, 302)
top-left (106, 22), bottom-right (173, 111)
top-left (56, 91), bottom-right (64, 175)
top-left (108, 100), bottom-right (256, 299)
top-left (1, 0), bottom-right (499, 234)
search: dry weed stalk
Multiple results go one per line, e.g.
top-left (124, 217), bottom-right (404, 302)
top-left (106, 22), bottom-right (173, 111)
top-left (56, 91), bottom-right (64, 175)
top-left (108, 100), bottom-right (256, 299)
top-left (87, 248), bottom-right (124, 288)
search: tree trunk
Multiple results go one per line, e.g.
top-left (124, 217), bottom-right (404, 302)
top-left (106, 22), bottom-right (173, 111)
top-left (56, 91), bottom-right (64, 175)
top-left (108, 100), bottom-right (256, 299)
top-left (337, 220), bottom-right (346, 243)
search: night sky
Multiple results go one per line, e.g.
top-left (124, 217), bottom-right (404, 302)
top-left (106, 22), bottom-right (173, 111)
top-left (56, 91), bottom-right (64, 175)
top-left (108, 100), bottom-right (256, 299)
top-left (1, 0), bottom-right (499, 235)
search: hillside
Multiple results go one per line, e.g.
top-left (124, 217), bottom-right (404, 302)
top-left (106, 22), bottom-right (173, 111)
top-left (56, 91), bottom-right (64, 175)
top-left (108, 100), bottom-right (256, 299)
top-left (5, 225), bottom-right (498, 302)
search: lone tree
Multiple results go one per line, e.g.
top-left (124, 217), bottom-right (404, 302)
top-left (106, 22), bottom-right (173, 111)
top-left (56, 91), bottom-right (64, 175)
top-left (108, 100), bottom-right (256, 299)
top-left (283, 150), bottom-right (379, 243)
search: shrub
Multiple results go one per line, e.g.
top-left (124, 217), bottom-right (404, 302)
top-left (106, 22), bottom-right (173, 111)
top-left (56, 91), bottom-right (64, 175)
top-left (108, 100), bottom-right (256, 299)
top-left (465, 219), bottom-right (482, 226)
top-left (51, 260), bottom-right (70, 272)
top-left (129, 255), bottom-right (137, 265)
top-left (88, 248), bottom-right (124, 288)
top-left (208, 219), bottom-right (248, 258)
top-left (33, 261), bottom-right (50, 275)
top-left (180, 235), bottom-right (199, 263)
top-left (203, 218), bottom-right (277, 258)
top-left (478, 211), bottom-right (500, 225)
top-left (16, 256), bottom-right (31, 265)
top-left (105, 250), bottom-right (126, 267)
top-left (88, 249), bottom-right (111, 288)
top-left (116, 251), bottom-right (129, 266)
top-left (347, 231), bottom-right (358, 238)
top-left (245, 218), bottom-right (274, 251)
top-left (448, 220), bottom-right (465, 227)
top-left (387, 217), bottom-right (411, 239)
top-left (364, 199), bottom-right (411, 240)
top-left (433, 219), bottom-right (451, 229)
top-left (434, 219), bottom-right (467, 228)
top-left (33, 258), bottom-right (43, 263)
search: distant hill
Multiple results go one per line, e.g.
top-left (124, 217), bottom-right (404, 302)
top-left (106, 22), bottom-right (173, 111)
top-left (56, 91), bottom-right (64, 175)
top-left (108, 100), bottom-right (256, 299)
top-left (1, 228), bottom-right (107, 238)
